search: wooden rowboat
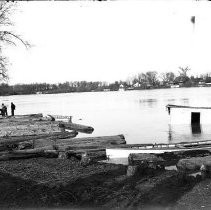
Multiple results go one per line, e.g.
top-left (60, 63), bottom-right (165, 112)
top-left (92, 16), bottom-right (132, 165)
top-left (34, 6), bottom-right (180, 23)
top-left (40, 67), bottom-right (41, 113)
top-left (106, 140), bottom-right (211, 159)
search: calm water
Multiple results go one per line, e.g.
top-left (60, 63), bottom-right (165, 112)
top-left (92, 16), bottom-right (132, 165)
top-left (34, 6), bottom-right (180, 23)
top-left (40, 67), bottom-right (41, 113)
top-left (2, 87), bottom-right (211, 144)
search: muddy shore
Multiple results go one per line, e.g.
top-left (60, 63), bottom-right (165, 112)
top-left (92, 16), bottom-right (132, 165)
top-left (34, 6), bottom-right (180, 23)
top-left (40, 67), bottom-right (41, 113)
top-left (0, 157), bottom-right (206, 209)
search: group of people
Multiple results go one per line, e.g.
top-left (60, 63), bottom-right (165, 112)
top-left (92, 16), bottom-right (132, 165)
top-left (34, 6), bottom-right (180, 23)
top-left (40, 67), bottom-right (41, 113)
top-left (0, 102), bottom-right (16, 117)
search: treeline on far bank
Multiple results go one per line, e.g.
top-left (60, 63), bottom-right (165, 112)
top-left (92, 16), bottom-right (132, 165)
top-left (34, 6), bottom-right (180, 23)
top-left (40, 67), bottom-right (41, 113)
top-left (0, 82), bottom-right (118, 96)
top-left (1, 67), bottom-right (211, 96)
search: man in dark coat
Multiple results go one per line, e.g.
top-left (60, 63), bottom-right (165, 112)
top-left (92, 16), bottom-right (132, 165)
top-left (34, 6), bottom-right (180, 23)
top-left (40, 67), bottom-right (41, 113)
top-left (11, 102), bottom-right (15, 116)
top-left (1, 103), bottom-right (7, 117)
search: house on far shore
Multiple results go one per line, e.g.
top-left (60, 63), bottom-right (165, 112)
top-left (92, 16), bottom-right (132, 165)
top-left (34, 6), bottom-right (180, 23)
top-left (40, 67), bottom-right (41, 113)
top-left (166, 104), bottom-right (211, 125)
top-left (119, 84), bottom-right (125, 91)
top-left (170, 84), bottom-right (180, 88)
top-left (133, 82), bottom-right (141, 88)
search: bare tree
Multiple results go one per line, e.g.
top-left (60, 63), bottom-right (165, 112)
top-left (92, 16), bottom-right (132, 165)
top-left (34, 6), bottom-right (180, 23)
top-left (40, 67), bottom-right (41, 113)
top-left (146, 71), bottom-right (158, 86)
top-left (0, 2), bottom-right (30, 81)
top-left (160, 72), bottom-right (175, 84)
top-left (178, 66), bottom-right (191, 77)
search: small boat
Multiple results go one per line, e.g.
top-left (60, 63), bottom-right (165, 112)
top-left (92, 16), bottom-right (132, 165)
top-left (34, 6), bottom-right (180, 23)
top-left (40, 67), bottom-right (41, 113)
top-left (106, 140), bottom-right (211, 159)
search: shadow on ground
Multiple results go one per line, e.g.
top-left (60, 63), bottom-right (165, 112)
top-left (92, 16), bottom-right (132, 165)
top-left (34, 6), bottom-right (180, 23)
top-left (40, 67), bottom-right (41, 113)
top-left (0, 158), bottom-right (202, 209)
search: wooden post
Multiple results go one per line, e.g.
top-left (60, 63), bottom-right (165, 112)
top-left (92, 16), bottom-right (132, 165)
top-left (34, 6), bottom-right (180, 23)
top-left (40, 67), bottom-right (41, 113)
top-left (68, 116), bottom-right (72, 123)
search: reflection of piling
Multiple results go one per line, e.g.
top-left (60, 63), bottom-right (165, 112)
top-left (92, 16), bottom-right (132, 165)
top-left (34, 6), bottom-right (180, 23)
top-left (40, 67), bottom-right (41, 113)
top-left (191, 124), bottom-right (202, 134)
top-left (191, 16), bottom-right (195, 32)
top-left (168, 124), bottom-right (173, 142)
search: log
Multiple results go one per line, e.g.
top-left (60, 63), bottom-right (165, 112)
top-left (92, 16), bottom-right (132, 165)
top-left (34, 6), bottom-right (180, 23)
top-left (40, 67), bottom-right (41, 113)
top-left (0, 149), bottom-right (58, 161)
top-left (176, 156), bottom-right (211, 173)
top-left (0, 145), bottom-right (58, 158)
top-left (158, 149), bottom-right (211, 166)
top-left (33, 131), bottom-right (78, 148)
top-left (0, 131), bottom-right (78, 146)
top-left (61, 148), bottom-right (106, 163)
top-left (0, 153), bottom-right (39, 161)
top-left (128, 153), bottom-right (165, 169)
top-left (10, 146), bottom-right (55, 154)
top-left (55, 134), bottom-right (126, 149)
top-left (59, 122), bottom-right (94, 134)
top-left (0, 146), bottom-right (55, 155)
top-left (12, 113), bottom-right (43, 118)
top-left (47, 114), bottom-right (72, 122)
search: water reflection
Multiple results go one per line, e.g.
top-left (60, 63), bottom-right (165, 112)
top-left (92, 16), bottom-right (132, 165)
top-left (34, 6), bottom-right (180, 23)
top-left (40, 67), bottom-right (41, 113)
top-left (180, 98), bottom-right (189, 105)
top-left (139, 98), bottom-right (157, 108)
top-left (166, 99), bottom-right (176, 102)
top-left (168, 124), bottom-right (204, 143)
top-left (191, 124), bottom-right (202, 135)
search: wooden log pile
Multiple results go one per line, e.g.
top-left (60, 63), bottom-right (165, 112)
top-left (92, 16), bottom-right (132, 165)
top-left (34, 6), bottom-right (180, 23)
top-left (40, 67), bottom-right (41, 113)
top-left (0, 114), bottom-right (126, 162)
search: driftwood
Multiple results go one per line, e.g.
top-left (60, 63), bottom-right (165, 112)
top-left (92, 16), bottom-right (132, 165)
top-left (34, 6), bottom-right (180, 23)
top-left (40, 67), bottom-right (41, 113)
top-left (59, 122), bottom-right (94, 134)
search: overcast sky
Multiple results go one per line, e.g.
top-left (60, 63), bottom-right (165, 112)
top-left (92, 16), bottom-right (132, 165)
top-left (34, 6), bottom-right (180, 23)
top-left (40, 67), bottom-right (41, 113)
top-left (4, 1), bottom-right (211, 84)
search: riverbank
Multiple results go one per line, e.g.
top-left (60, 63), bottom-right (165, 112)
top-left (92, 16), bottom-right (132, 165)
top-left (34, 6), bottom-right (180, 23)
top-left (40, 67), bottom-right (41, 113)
top-left (0, 156), bottom-right (208, 209)
top-left (1, 114), bottom-right (211, 209)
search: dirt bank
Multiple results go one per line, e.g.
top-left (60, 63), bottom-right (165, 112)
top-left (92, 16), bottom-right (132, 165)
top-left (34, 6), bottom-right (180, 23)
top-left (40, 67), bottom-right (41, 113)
top-left (0, 157), bottom-right (205, 209)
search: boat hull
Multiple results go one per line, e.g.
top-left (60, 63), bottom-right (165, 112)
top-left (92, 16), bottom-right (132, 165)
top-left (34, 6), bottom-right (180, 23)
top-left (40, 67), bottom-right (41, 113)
top-left (106, 146), bottom-right (211, 159)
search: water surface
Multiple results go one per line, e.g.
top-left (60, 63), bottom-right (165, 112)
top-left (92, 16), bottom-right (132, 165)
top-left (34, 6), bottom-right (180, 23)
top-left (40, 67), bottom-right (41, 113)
top-left (2, 87), bottom-right (211, 144)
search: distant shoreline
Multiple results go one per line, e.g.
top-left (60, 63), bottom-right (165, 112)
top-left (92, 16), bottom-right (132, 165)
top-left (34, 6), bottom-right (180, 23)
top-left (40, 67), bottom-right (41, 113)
top-left (0, 85), bottom-right (208, 97)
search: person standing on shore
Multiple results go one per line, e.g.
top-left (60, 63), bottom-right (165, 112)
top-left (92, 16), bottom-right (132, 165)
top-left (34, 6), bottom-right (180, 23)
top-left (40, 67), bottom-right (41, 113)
top-left (11, 102), bottom-right (15, 116)
top-left (1, 104), bottom-right (7, 117)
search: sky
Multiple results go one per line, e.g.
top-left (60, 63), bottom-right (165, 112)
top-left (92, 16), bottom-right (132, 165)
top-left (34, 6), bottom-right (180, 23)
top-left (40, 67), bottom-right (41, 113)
top-left (4, 1), bottom-right (211, 84)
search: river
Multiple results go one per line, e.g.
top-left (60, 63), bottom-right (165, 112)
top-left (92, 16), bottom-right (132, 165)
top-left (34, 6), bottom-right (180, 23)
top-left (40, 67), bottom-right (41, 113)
top-left (1, 87), bottom-right (211, 144)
